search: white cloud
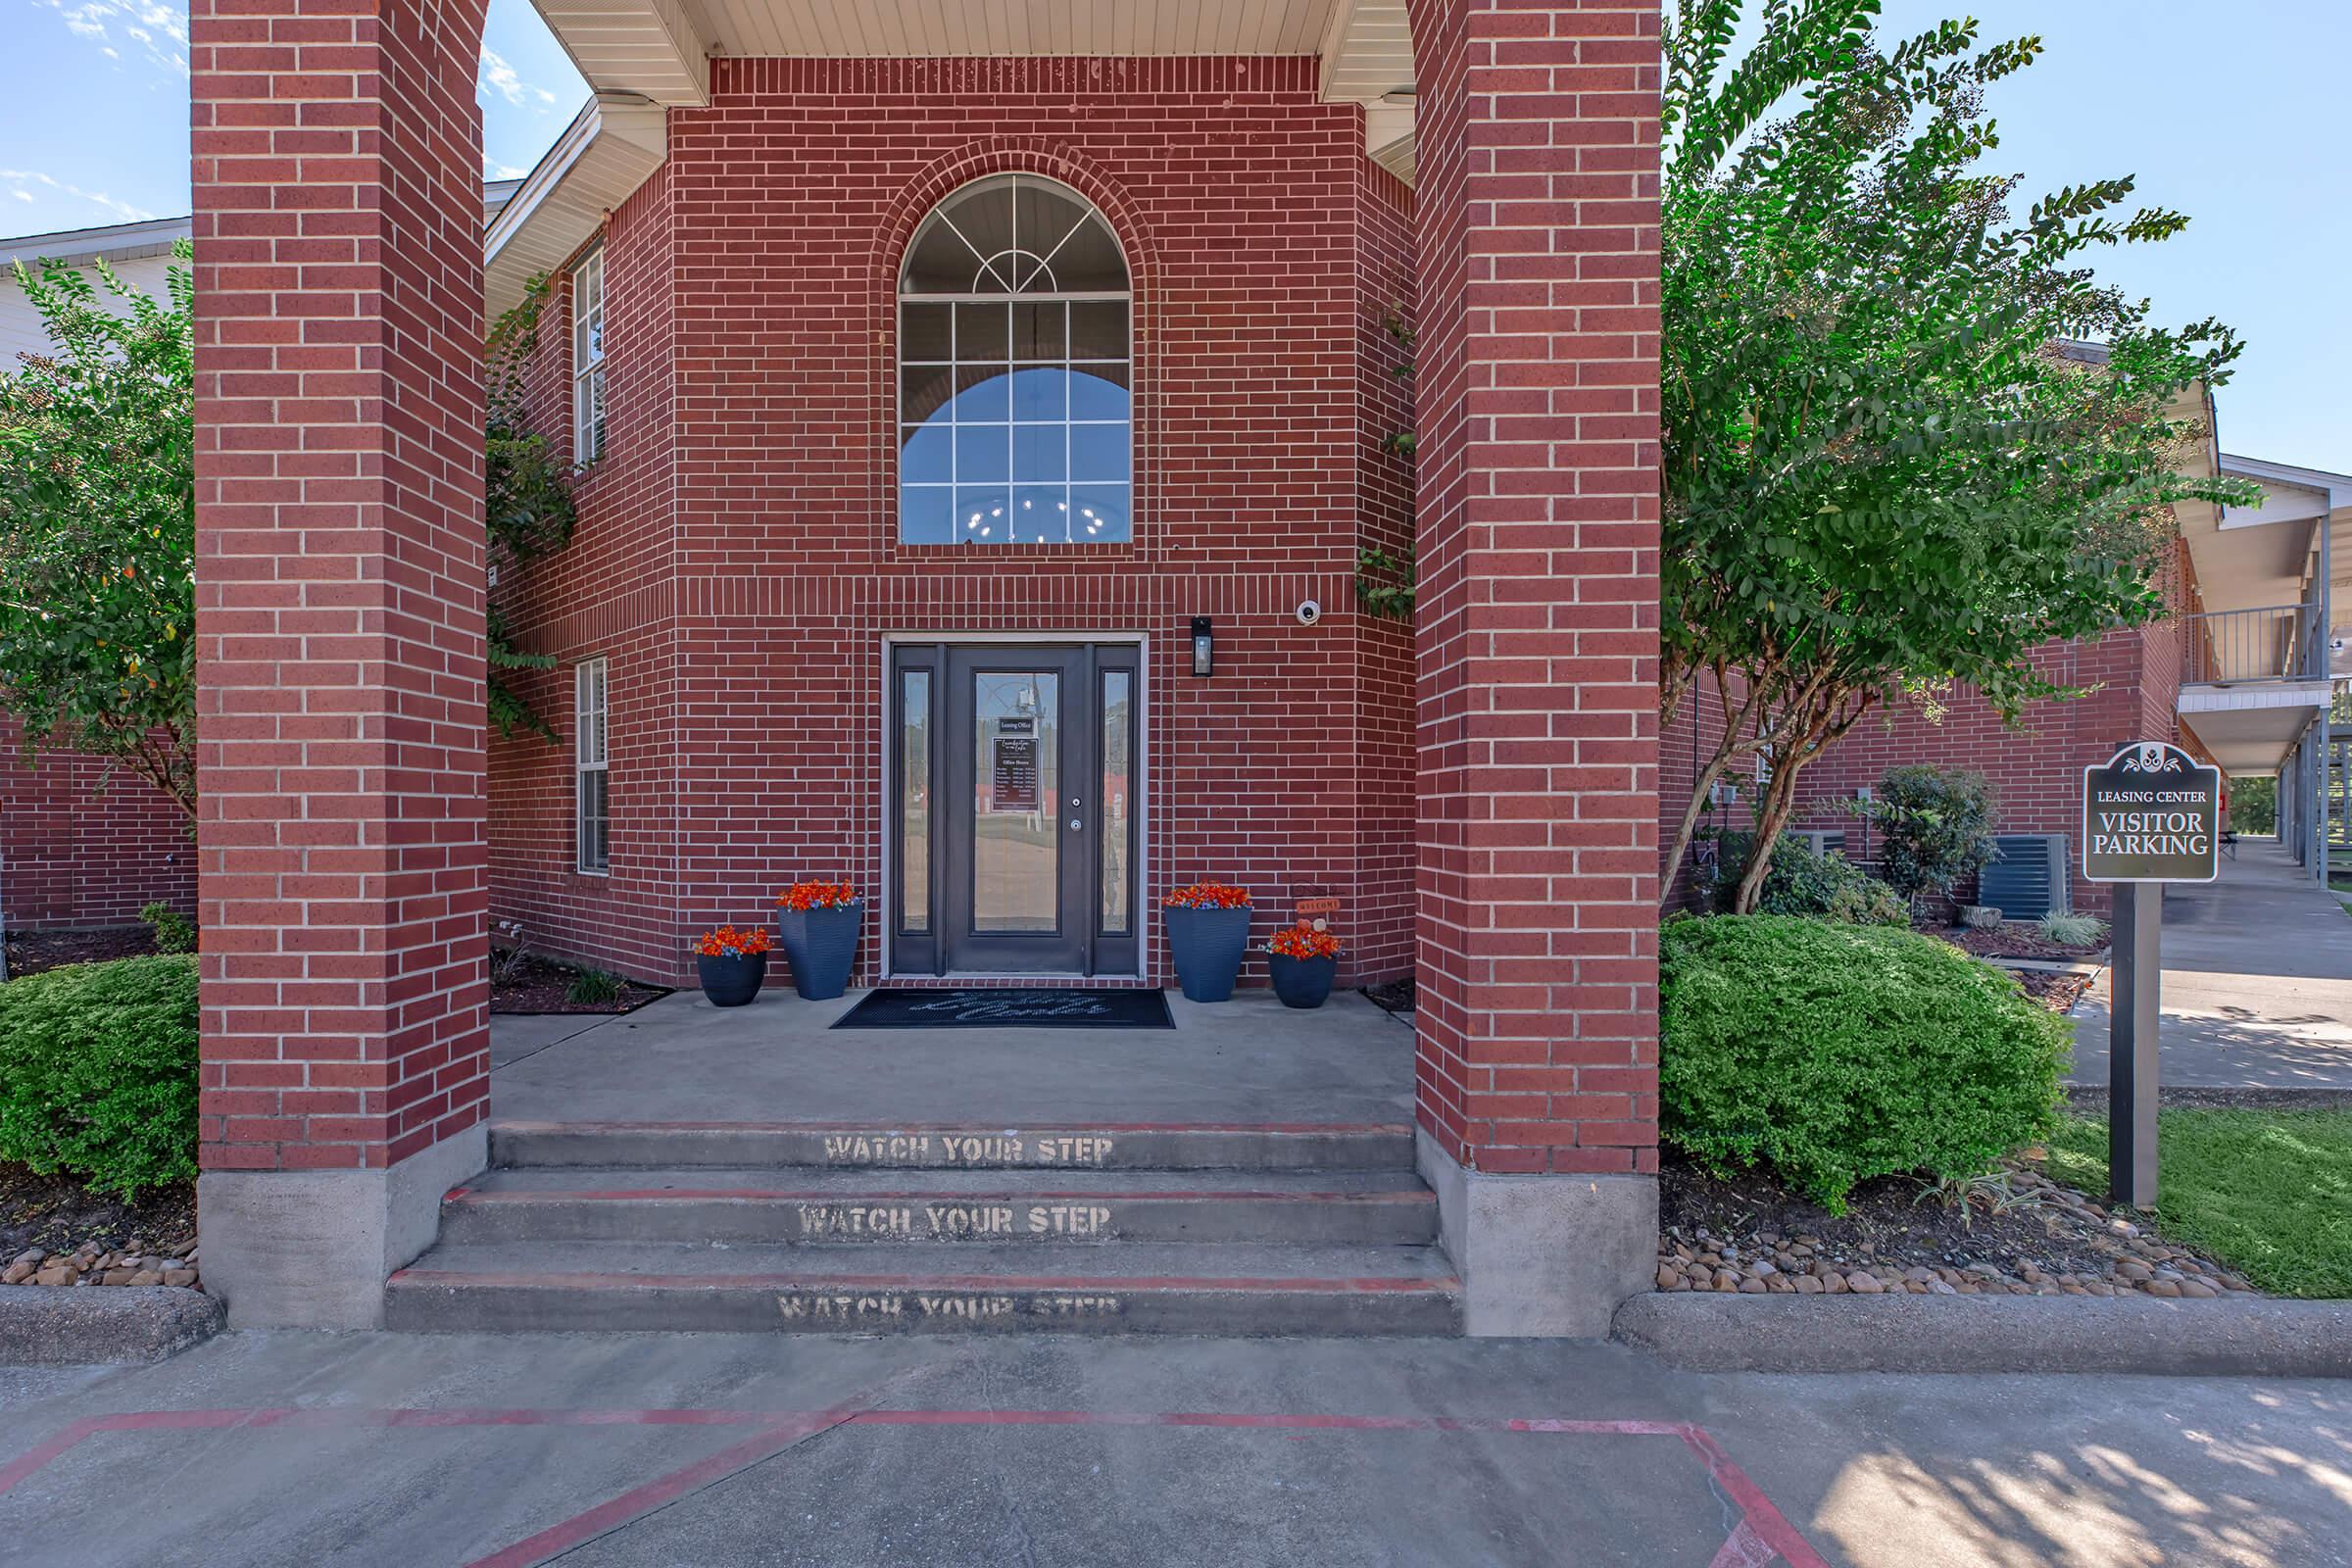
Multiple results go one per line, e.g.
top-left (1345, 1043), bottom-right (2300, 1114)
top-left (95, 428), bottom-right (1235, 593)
top-left (478, 48), bottom-right (557, 109)
top-left (35, 0), bottom-right (189, 77)
top-left (0, 170), bottom-right (159, 225)
top-left (483, 158), bottom-right (531, 180)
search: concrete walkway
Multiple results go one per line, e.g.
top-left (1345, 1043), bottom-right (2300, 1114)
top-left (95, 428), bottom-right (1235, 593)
top-left (2070, 836), bottom-right (2352, 1090)
top-left (491, 988), bottom-right (1417, 1127)
top-left (6, 1332), bottom-right (2350, 1567)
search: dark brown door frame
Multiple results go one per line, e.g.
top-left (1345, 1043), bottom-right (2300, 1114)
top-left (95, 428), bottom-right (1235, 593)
top-left (887, 641), bottom-right (1141, 978)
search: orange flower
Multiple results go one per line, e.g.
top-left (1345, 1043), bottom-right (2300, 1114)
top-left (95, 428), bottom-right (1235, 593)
top-left (697, 924), bottom-right (771, 957)
top-left (775, 880), bottom-right (860, 912)
top-left (1162, 880), bottom-right (1251, 909)
top-left (1269, 920), bottom-right (1341, 960)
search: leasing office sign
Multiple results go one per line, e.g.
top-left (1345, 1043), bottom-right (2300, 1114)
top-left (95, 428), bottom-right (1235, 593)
top-left (2081, 742), bottom-right (2222, 884)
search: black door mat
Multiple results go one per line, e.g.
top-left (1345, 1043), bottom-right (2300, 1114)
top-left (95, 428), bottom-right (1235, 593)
top-left (831, 987), bottom-right (1175, 1030)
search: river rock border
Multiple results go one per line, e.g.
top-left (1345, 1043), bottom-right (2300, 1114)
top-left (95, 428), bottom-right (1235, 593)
top-left (1653, 1166), bottom-right (2259, 1300)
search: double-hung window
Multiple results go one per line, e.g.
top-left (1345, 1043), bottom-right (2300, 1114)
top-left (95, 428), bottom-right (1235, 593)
top-left (571, 248), bottom-right (606, 462)
top-left (897, 174), bottom-right (1131, 544)
top-left (575, 658), bottom-right (609, 873)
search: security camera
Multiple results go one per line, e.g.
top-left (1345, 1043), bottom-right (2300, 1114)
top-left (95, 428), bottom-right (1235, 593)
top-left (1296, 599), bottom-right (1322, 627)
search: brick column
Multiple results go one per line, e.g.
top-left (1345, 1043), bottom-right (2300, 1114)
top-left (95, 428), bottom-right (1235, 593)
top-left (191, 0), bottom-right (493, 1327)
top-left (1406, 0), bottom-right (1662, 1334)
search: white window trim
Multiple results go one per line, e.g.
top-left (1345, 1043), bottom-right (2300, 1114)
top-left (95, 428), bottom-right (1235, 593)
top-left (571, 248), bottom-right (605, 463)
top-left (575, 657), bottom-right (610, 875)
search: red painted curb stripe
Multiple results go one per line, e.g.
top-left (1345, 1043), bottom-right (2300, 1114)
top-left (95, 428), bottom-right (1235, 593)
top-left (447, 1187), bottom-right (1433, 1204)
top-left (492, 1119), bottom-right (1413, 1136)
top-left (0, 1418), bottom-right (98, 1494)
top-left (0, 1404), bottom-right (1825, 1568)
top-left (387, 1268), bottom-right (1460, 1295)
top-left (1680, 1425), bottom-right (1831, 1568)
top-left (462, 1416), bottom-right (845, 1568)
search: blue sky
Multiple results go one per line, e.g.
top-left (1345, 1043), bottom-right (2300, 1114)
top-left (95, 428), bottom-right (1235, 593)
top-left (0, 0), bottom-right (2344, 469)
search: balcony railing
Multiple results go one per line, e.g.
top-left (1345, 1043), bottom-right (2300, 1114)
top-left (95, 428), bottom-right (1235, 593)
top-left (2180, 602), bottom-right (2327, 685)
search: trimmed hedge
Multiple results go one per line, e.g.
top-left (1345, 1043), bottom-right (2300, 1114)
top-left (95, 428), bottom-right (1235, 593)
top-left (1660, 916), bottom-right (2068, 1212)
top-left (0, 956), bottom-right (198, 1201)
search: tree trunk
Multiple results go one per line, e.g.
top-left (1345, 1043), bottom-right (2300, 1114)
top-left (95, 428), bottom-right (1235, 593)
top-left (1732, 760), bottom-right (1804, 912)
top-left (1729, 684), bottom-right (1882, 914)
top-left (1658, 663), bottom-right (1776, 907)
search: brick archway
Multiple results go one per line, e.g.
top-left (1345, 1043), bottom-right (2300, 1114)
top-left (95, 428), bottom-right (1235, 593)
top-left (190, 0), bottom-right (495, 1327)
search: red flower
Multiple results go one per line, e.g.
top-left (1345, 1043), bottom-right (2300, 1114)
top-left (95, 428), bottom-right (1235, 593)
top-left (697, 924), bottom-right (771, 957)
top-left (1269, 920), bottom-right (1341, 960)
top-left (775, 880), bottom-right (860, 912)
top-left (1162, 880), bottom-right (1251, 909)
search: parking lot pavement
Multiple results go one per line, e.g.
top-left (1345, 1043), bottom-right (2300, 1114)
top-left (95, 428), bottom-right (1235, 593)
top-left (4, 1332), bottom-right (2348, 1566)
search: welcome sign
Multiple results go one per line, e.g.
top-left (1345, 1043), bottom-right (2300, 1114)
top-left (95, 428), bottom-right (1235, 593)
top-left (2081, 741), bottom-right (2221, 884)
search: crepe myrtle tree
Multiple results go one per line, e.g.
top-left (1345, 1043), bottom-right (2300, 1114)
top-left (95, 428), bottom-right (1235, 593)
top-left (0, 245), bottom-right (195, 817)
top-left (0, 253), bottom-right (577, 832)
top-left (1659, 0), bottom-right (2259, 912)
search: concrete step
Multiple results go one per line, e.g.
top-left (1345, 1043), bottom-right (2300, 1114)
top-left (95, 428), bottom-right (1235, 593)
top-left (435, 1167), bottom-right (1440, 1247)
top-left (385, 1241), bottom-right (1463, 1336)
top-left (489, 1118), bottom-right (1416, 1173)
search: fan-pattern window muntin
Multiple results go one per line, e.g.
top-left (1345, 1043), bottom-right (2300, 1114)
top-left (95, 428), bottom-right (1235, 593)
top-left (898, 174), bottom-right (1132, 545)
top-left (571, 248), bottom-right (605, 463)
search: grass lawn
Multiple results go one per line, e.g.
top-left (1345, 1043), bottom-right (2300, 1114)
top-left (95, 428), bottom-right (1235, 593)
top-left (2043, 1110), bottom-right (2352, 1298)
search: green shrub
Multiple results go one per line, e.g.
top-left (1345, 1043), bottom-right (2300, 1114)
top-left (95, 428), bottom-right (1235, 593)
top-left (2035, 910), bottom-right (2106, 948)
top-left (1750, 840), bottom-right (1910, 927)
top-left (140, 901), bottom-right (195, 955)
top-left (1858, 765), bottom-right (1997, 905)
top-left (1660, 916), bottom-right (2067, 1213)
top-left (565, 966), bottom-right (625, 1005)
top-left (0, 956), bottom-right (198, 1200)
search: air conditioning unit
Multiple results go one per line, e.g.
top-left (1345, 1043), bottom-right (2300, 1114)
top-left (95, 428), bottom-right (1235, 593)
top-left (1784, 829), bottom-right (1847, 858)
top-left (1978, 834), bottom-right (2071, 921)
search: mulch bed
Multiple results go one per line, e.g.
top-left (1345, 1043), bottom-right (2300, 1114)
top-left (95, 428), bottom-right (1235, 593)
top-left (1, 1162), bottom-right (194, 1263)
top-left (491, 953), bottom-right (666, 1015)
top-left (1655, 1146), bottom-right (2256, 1299)
top-left (4, 927), bottom-right (160, 978)
top-left (1935, 920), bottom-right (2107, 963)
top-left (2012, 967), bottom-right (2092, 1014)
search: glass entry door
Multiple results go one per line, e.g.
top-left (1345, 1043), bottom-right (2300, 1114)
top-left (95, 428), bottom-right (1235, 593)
top-left (890, 643), bottom-right (1140, 976)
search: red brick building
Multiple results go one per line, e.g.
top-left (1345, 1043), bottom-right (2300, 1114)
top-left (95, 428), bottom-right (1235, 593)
top-left (481, 59), bottom-right (1421, 992)
top-left (0, 715), bottom-right (194, 932)
top-left (185, 0), bottom-right (1666, 1331)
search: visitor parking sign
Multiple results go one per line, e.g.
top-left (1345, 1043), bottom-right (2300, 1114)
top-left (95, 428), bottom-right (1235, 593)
top-left (2081, 741), bottom-right (2222, 884)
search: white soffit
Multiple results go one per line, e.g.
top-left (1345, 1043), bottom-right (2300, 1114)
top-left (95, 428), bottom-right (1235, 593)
top-left (686, 0), bottom-right (1339, 58)
top-left (538, 0), bottom-right (1361, 99)
top-left (2179, 704), bottom-right (2322, 775)
top-left (535, 0), bottom-right (710, 106)
top-left (484, 95), bottom-right (667, 320)
top-left (1321, 1), bottom-right (1416, 181)
top-left (2223, 453), bottom-right (2352, 591)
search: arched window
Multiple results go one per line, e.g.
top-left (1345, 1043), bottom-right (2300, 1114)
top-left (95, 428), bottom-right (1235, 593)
top-left (898, 174), bottom-right (1131, 545)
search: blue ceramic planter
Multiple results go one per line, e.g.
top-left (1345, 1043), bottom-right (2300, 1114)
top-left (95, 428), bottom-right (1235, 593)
top-left (1164, 904), bottom-right (1250, 1003)
top-left (697, 951), bottom-right (767, 1007)
top-left (775, 901), bottom-right (862, 1001)
top-left (1267, 952), bottom-right (1337, 1009)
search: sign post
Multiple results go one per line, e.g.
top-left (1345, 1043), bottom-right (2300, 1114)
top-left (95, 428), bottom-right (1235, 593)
top-left (2081, 741), bottom-right (2222, 1210)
